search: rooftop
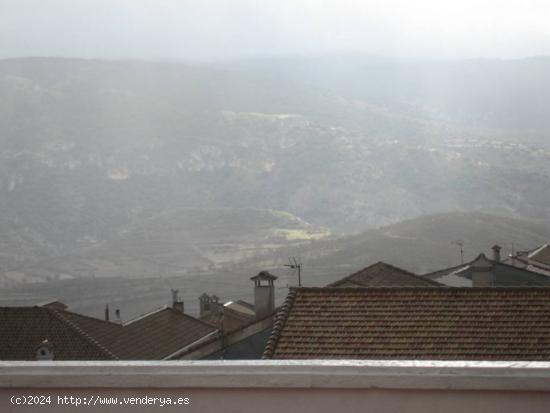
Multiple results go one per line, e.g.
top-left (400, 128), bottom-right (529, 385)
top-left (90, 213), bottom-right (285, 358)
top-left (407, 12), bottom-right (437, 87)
top-left (0, 304), bottom-right (217, 360)
top-left (264, 287), bottom-right (550, 360)
top-left (528, 244), bottom-right (550, 266)
top-left (0, 307), bottom-right (117, 360)
top-left (425, 253), bottom-right (550, 286)
top-left (327, 261), bottom-right (441, 287)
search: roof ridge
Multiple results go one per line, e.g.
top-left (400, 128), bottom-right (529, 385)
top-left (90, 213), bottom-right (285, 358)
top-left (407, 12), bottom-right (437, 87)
top-left (125, 306), bottom-right (218, 330)
top-left (292, 286), bottom-right (550, 291)
top-left (262, 290), bottom-right (297, 359)
top-left (48, 308), bottom-right (119, 360)
top-left (529, 243), bottom-right (550, 258)
top-left (493, 259), bottom-right (550, 280)
top-left (57, 309), bottom-right (123, 327)
top-left (167, 307), bottom-right (221, 330)
top-left (326, 261), bottom-right (382, 287)
top-left (379, 262), bottom-right (443, 286)
top-left (328, 261), bottom-right (441, 287)
top-left (440, 250), bottom-right (550, 280)
top-left (123, 305), bottom-right (168, 325)
top-left (422, 256), bottom-right (481, 277)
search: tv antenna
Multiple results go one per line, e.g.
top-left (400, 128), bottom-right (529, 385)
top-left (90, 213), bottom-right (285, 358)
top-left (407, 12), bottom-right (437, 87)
top-left (452, 240), bottom-right (464, 265)
top-left (284, 257), bottom-right (302, 287)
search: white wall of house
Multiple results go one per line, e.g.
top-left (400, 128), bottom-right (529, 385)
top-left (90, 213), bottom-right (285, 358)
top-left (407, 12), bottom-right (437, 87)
top-left (2, 360), bottom-right (550, 412)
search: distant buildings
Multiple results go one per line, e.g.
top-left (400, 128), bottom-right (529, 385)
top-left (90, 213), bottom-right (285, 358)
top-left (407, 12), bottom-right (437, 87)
top-left (424, 245), bottom-right (550, 286)
top-left (185, 271), bottom-right (279, 359)
top-left (504, 244), bottom-right (550, 277)
top-left (5, 242), bottom-right (550, 361)
top-left (263, 243), bottom-right (550, 360)
top-left (0, 299), bottom-right (216, 360)
top-left (0, 272), bottom-right (279, 361)
top-left (198, 271), bottom-right (277, 332)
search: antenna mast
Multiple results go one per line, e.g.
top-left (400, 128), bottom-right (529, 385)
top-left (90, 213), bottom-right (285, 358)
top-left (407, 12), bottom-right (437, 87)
top-left (452, 240), bottom-right (464, 265)
top-left (284, 257), bottom-right (302, 287)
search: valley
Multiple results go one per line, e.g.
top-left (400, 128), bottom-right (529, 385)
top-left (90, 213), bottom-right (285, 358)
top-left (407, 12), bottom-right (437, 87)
top-left (1, 56), bottom-right (550, 318)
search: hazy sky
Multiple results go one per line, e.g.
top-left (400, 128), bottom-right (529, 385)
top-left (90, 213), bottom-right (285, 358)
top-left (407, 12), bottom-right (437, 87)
top-left (1, 0), bottom-right (550, 60)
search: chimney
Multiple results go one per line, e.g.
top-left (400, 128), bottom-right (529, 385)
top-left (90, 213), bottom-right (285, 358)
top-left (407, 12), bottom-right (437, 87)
top-left (250, 271), bottom-right (278, 319)
top-left (115, 309), bottom-right (122, 324)
top-left (471, 254), bottom-right (494, 287)
top-left (199, 293), bottom-right (211, 317)
top-left (35, 339), bottom-right (54, 361)
top-left (211, 295), bottom-right (222, 314)
top-left (104, 304), bottom-right (110, 321)
top-left (492, 245), bottom-right (502, 262)
top-left (171, 288), bottom-right (184, 313)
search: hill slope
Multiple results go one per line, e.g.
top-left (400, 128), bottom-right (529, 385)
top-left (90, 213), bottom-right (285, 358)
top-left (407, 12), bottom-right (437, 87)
top-left (1, 57), bottom-right (550, 286)
top-left (257, 212), bottom-right (550, 285)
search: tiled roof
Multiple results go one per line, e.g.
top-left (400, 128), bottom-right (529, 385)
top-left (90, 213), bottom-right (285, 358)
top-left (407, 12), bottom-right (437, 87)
top-left (327, 262), bottom-right (441, 287)
top-left (264, 287), bottom-right (550, 360)
top-left (529, 244), bottom-right (550, 266)
top-left (505, 245), bottom-right (550, 275)
top-left (0, 305), bottom-right (217, 360)
top-left (111, 307), bottom-right (217, 360)
top-left (176, 309), bottom-right (278, 359)
top-left (56, 309), bottom-right (122, 348)
top-left (200, 311), bottom-right (224, 328)
top-left (0, 307), bottom-right (117, 360)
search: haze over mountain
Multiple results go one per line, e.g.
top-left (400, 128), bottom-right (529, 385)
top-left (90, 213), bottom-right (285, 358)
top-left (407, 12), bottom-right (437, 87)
top-left (1, 55), bottom-right (550, 316)
top-left (3, 1), bottom-right (550, 60)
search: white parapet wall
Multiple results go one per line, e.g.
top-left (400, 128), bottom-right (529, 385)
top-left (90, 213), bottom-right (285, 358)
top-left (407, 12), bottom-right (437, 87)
top-left (2, 360), bottom-right (550, 412)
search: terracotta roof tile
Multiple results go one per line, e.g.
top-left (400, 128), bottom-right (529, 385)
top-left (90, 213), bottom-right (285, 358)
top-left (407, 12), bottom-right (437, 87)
top-left (111, 307), bottom-right (217, 359)
top-left (0, 307), bottom-right (117, 360)
top-left (1, 305), bottom-right (217, 360)
top-left (328, 262), bottom-right (441, 287)
top-left (264, 287), bottom-right (550, 360)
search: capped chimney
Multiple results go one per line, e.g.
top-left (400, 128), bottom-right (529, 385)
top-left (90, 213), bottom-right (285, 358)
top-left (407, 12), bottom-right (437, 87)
top-left (210, 295), bottom-right (223, 315)
top-left (199, 293), bottom-right (211, 317)
top-left (251, 271), bottom-right (278, 319)
top-left (104, 304), bottom-right (110, 321)
top-left (492, 245), bottom-right (502, 262)
top-left (171, 288), bottom-right (184, 313)
top-left (115, 309), bottom-right (122, 324)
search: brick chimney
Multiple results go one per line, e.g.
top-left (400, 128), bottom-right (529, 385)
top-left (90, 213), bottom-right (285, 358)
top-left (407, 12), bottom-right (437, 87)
top-left (250, 271), bottom-right (278, 319)
top-left (171, 289), bottom-right (184, 313)
top-left (492, 245), bottom-right (502, 262)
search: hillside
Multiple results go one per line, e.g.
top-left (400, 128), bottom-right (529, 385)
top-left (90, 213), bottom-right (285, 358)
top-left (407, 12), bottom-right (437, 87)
top-left (228, 55), bottom-right (550, 128)
top-left (0, 208), bottom-right (328, 287)
top-left (254, 212), bottom-right (550, 285)
top-left (3, 211), bottom-right (550, 320)
top-left (1, 57), bottom-right (550, 290)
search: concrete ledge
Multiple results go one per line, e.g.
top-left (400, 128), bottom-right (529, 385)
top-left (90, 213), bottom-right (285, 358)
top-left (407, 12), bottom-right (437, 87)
top-left (2, 360), bottom-right (550, 390)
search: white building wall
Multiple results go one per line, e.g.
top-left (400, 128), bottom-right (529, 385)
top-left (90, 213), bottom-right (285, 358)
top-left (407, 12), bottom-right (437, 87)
top-left (2, 360), bottom-right (550, 412)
